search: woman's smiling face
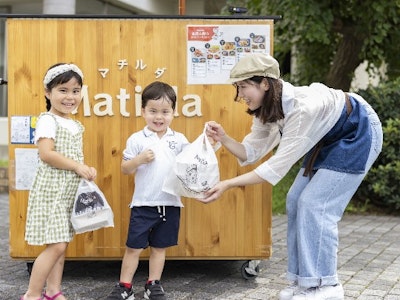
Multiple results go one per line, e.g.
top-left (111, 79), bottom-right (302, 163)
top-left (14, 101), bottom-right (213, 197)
top-left (235, 79), bottom-right (269, 111)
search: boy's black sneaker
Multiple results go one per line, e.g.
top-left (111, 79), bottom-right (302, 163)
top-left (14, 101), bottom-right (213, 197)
top-left (144, 280), bottom-right (166, 300)
top-left (106, 282), bottom-right (135, 300)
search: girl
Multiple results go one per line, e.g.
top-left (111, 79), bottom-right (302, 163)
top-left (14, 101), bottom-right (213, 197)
top-left (201, 53), bottom-right (383, 300)
top-left (21, 63), bottom-right (97, 300)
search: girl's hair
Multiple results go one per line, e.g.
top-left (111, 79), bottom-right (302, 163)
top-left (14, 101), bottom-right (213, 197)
top-left (141, 81), bottom-right (177, 110)
top-left (234, 76), bottom-right (283, 124)
top-left (44, 63), bottom-right (84, 111)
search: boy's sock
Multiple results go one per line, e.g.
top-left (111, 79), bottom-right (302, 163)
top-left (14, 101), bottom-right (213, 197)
top-left (146, 279), bottom-right (159, 284)
top-left (120, 281), bottom-right (132, 289)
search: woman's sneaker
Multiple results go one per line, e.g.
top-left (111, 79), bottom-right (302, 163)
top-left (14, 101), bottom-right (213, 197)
top-left (279, 282), bottom-right (303, 300)
top-left (144, 280), bottom-right (166, 300)
top-left (106, 282), bottom-right (135, 300)
top-left (292, 284), bottom-right (344, 300)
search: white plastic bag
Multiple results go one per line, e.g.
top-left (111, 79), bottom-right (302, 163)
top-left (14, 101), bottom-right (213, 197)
top-left (162, 126), bottom-right (220, 199)
top-left (71, 179), bottom-right (114, 234)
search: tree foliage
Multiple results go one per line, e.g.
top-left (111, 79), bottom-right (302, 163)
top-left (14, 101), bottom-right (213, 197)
top-left (223, 0), bottom-right (400, 90)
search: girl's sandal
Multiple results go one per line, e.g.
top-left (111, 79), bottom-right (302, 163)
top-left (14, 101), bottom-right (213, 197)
top-left (43, 292), bottom-right (63, 300)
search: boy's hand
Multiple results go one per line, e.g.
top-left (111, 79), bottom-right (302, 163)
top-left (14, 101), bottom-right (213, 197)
top-left (139, 149), bottom-right (155, 164)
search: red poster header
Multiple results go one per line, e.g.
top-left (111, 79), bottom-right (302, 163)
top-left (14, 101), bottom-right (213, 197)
top-left (187, 26), bottom-right (218, 42)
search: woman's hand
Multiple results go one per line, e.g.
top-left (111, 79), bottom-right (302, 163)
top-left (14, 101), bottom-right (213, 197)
top-left (206, 120), bottom-right (247, 161)
top-left (198, 180), bottom-right (231, 204)
top-left (198, 171), bottom-right (266, 204)
top-left (206, 121), bottom-right (226, 142)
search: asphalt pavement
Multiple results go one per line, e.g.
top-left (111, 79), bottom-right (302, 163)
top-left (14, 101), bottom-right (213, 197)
top-left (1, 192), bottom-right (399, 299)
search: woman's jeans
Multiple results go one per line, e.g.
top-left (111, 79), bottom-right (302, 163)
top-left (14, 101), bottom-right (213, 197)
top-left (285, 100), bottom-right (383, 288)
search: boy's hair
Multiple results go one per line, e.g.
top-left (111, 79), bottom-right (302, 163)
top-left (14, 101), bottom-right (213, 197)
top-left (234, 76), bottom-right (283, 124)
top-left (44, 63), bottom-right (84, 111)
top-left (141, 81), bottom-right (177, 110)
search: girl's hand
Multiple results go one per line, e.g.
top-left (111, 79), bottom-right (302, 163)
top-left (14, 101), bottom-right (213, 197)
top-left (75, 164), bottom-right (97, 181)
top-left (206, 121), bottom-right (226, 142)
top-left (88, 167), bottom-right (97, 181)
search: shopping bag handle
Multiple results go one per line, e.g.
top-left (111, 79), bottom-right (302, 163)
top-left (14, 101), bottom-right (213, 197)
top-left (203, 124), bottom-right (221, 152)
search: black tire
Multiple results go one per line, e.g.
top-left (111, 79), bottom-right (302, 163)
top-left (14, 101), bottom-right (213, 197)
top-left (26, 261), bottom-right (33, 275)
top-left (241, 260), bottom-right (259, 280)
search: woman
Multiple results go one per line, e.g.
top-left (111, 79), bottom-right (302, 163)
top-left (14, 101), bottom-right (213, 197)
top-left (200, 53), bottom-right (382, 300)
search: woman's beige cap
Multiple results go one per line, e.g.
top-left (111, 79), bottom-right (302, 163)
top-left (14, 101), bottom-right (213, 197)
top-left (228, 53), bottom-right (280, 83)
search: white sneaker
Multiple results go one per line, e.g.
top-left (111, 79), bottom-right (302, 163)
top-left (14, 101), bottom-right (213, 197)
top-left (279, 282), bottom-right (304, 300)
top-left (292, 284), bottom-right (344, 300)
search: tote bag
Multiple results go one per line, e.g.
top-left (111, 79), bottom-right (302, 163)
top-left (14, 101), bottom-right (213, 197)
top-left (162, 126), bottom-right (220, 199)
top-left (71, 179), bottom-right (114, 234)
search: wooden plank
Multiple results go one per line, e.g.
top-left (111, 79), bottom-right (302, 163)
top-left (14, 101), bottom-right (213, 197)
top-left (8, 18), bottom-right (274, 260)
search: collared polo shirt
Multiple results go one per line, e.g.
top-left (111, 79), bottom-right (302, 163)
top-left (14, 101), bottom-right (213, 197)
top-left (122, 126), bottom-right (189, 207)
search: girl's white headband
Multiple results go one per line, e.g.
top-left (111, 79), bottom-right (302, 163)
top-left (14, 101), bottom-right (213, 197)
top-left (43, 64), bottom-right (84, 88)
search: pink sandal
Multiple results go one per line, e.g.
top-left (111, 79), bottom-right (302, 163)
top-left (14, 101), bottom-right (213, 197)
top-left (43, 292), bottom-right (63, 300)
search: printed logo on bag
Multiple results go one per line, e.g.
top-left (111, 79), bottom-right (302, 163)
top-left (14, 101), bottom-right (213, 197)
top-left (75, 191), bottom-right (105, 216)
top-left (194, 154), bottom-right (208, 166)
top-left (176, 164), bottom-right (211, 195)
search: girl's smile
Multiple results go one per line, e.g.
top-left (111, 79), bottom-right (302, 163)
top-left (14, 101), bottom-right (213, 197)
top-left (46, 77), bottom-right (82, 118)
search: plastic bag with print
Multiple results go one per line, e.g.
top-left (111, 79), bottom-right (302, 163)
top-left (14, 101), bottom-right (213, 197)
top-left (71, 179), bottom-right (114, 234)
top-left (162, 126), bottom-right (220, 199)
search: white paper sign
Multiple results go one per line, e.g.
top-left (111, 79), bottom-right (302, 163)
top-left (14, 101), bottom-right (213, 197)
top-left (10, 115), bottom-right (37, 144)
top-left (15, 148), bottom-right (39, 190)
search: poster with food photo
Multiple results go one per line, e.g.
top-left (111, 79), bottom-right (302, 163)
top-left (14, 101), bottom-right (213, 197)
top-left (187, 24), bottom-right (271, 84)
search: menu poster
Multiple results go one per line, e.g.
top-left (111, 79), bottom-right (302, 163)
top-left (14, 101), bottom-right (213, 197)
top-left (187, 24), bottom-right (271, 85)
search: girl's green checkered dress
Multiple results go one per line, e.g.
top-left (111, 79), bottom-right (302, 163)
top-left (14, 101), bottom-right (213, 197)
top-left (25, 113), bottom-right (84, 245)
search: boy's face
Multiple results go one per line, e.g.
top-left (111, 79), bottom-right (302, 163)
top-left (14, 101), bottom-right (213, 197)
top-left (142, 97), bottom-right (174, 136)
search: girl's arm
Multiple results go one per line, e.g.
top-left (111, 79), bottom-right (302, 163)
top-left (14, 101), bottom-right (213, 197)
top-left (37, 138), bottom-right (96, 180)
top-left (121, 149), bottom-right (154, 174)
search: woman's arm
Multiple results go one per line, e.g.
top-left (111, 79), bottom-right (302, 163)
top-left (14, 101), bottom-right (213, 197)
top-left (206, 121), bottom-right (247, 161)
top-left (199, 171), bottom-right (265, 203)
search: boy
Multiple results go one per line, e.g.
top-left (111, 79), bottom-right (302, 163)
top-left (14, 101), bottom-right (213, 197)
top-left (107, 81), bottom-right (189, 300)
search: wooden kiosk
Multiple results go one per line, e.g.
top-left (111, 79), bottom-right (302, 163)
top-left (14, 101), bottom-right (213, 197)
top-left (7, 16), bottom-right (275, 277)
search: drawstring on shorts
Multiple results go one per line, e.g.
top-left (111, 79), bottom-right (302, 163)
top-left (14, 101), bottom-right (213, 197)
top-left (157, 206), bottom-right (166, 222)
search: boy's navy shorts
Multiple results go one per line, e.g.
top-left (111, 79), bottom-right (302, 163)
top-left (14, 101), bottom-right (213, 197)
top-left (126, 206), bottom-right (181, 249)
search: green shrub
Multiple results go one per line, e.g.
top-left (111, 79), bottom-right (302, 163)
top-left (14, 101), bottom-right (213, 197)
top-left (0, 159), bottom-right (8, 167)
top-left (354, 78), bottom-right (400, 212)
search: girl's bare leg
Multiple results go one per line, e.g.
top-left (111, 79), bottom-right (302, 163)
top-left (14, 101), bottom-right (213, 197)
top-left (22, 242), bottom-right (68, 300)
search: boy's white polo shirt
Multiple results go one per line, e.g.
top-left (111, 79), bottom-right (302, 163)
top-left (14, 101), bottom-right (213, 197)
top-left (122, 126), bottom-right (189, 208)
